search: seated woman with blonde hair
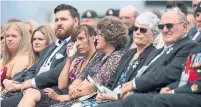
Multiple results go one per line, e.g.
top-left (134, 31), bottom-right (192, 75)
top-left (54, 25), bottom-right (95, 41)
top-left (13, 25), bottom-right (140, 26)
top-left (0, 22), bottom-right (31, 91)
top-left (0, 24), bottom-right (8, 59)
top-left (1, 24), bottom-right (56, 94)
top-left (29, 24), bottom-right (56, 66)
top-left (0, 22), bottom-right (31, 79)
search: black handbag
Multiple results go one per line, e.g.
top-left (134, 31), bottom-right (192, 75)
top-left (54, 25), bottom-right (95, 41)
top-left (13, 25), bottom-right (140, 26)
top-left (12, 65), bottom-right (36, 82)
top-left (11, 68), bottom-right (28, 82)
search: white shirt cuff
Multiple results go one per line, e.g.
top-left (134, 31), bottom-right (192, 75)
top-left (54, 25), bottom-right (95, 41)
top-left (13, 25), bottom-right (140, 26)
top-left (31, 78), bottom-right (38, 88)
top-left (171, 90), bottom-right (175, 94)
top-left (132, 78), bottom-right (137, 90)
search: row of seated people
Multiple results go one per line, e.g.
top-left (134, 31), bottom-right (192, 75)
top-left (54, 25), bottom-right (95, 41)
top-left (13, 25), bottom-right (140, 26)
top-left (0, 23), bottom-right (56, 81)
top-left (0, 3), bottom-right (201, 107)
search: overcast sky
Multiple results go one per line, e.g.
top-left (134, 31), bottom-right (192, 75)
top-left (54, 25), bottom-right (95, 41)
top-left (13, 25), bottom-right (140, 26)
top-left (1, 0), bottom-right (146, 24)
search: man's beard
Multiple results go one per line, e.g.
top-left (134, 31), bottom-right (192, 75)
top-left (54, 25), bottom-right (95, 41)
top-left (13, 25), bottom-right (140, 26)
top-left (56, 28), bottom-right (72, 40)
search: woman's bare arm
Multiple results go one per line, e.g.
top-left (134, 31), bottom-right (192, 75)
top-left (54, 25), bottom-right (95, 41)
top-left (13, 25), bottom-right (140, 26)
top-left (58, 58), bottom-right (75, 89)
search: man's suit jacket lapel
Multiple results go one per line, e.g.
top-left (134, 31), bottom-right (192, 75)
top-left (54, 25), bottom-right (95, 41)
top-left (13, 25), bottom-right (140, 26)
top-left (35, 43), bottom-right (57, 74)
top-left (109, 49), bottom-right (137, 89)
top-left (118, 49), bottom-right (137, 74)
top-left (143, 48), bottom-right (163, 66)
top-left (125, 45), bottom-right (155, 82)
top-left (140, 48), bottom-right (164, 75)
top-left (143, 36), bottom-right (192, 75)
top-left (50, 42), bottom-right (68, 67)
top-left (195, 34), bottom-right (201, 43)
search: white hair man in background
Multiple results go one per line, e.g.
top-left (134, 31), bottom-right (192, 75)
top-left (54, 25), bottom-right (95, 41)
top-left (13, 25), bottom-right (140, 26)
top-left (119, 5), bottom-right (139, 50)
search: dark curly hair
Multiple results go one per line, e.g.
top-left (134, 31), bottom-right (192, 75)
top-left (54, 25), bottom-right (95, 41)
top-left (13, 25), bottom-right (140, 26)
top-left (97, 17), bottom-right (129, 50)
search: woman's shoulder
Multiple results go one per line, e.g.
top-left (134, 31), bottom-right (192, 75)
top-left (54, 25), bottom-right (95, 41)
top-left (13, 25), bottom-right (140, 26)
top-left (95, 51), bottom-right (105, 57)
top-left (13, 54), bottom-right (29, 64)
top-left (90, 51), bottom-right (105, 61)
top-left (105, 50), bottom-right (124, 62)
top-left (111, 50), bottom-right (124, 57)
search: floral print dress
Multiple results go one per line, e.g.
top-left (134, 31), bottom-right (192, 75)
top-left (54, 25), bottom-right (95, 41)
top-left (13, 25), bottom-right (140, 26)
top-left (49, 50), bottom-right (124, 107)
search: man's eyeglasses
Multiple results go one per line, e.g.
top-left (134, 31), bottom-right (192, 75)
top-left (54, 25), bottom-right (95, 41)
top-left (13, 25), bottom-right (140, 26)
top-left (158, 22), bottom-right (184, 30)
top-left (132, 26), bottom-right (147, 33)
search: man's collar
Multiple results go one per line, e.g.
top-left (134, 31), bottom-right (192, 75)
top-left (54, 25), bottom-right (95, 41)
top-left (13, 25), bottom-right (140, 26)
top-left (164, 44), bottom-right (173, 49)
top-left (55, 36), bottom-right (71, 46)
top-left (164, 33), bottom-right (188, 47)
top-left (181, 33), bottom-right (187, 39)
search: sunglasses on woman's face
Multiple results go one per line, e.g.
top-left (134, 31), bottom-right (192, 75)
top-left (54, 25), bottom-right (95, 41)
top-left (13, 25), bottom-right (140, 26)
top-left (158, 22), bottom-right (184, 30)
top-left (132, 26), bottom-right (147, 33)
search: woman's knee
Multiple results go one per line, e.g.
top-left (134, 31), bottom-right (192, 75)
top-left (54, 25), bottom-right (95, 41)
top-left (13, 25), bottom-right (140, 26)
top-left (24, 88), bottom-right (41, 101)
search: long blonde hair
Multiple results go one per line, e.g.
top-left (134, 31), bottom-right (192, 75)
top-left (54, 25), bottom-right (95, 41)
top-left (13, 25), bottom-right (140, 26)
top-left (1, 24), bottom-right (8, 53)
top-left (29, 24), bottom-right (56, 65)
top-left (1, 24), bottom-right (8, 37)
top-left (2, 22), bottom-right (32, 67)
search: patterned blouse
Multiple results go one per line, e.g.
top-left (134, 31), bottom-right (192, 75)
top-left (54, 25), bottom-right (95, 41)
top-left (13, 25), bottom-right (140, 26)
top-left (77, 51), bottom-right (105, 80)
top-left (117, 58), bottom-right (136, 85)
top-left (92, 50), bottom-right (124, 86)
top-left (49, 50), bottom-right (124, 107)
top-left (68, 56), bottom-right (85, 84)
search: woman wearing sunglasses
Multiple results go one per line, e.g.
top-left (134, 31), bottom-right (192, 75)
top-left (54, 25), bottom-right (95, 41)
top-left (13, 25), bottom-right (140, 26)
top-left (70, 11), bottom-right (160, 107)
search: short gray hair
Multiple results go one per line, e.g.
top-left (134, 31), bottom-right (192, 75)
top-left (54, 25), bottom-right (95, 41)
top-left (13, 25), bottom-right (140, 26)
top-left (176, 10), bottom-right (187, 23)
top-left (135, 11), bottom-right (160, 37)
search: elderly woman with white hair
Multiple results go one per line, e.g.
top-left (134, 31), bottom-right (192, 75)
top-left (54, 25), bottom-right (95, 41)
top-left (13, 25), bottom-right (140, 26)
top-left (71, 11), bottom-right (160, 107)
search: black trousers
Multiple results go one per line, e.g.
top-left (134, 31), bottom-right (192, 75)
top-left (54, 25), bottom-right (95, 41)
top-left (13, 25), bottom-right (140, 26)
top-left (150, 94), bottom-right (201, 107)
top-left (96, 93), bottom-right (154, 107)
top-left (1, 95), bottom-right (23, 107)
top-left (36, 87), bottom-right (68, 107)
top-left (96, 100), bottom-right (124, 107)
top-left (1, 87), bottom-right (67, 107)
top-left (97, 93), bottom-right (201, 107)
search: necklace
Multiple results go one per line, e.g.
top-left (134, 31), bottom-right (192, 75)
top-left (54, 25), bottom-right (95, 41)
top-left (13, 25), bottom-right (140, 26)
top-left (75, 51), bottom-right (97, 74)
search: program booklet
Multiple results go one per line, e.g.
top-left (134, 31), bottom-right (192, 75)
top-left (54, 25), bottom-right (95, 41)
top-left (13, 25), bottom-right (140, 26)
top-left (87, 75), bottom-right (120, 97)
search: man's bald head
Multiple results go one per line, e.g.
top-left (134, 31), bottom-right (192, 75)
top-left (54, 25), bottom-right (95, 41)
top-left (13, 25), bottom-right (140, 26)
top-left (160, 10), bottom-right (188, 45)
top-left (120, 5), bottom-right (138, 16)
top-left (162, 10), bottom-right (187, 23)
top-left (119, 5), bottom-right (139, 29)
